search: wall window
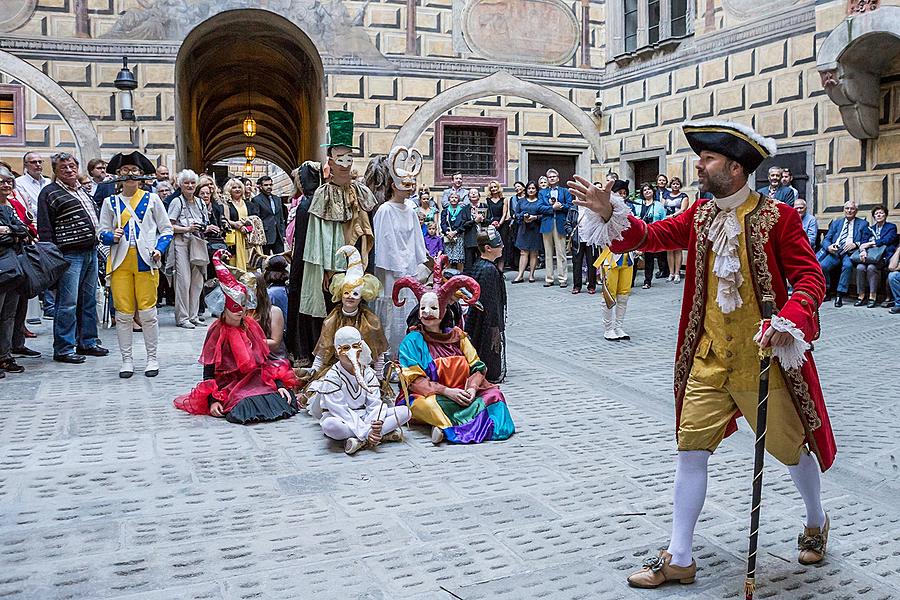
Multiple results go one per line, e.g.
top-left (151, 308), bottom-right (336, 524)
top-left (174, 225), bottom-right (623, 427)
top-left (433, 116), bottom-right (508, 186)
top-left (0, 84), bottom-right (25, 146)
top-left (609, 0), bottom-right (692, 59)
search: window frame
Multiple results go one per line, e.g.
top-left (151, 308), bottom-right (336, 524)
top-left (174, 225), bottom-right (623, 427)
top-left (433, 115), bottom-right (508, 187)
top-left (609, 0), bottom-right (692, 60)
top-left (0, 84), bottom-right (25, 146)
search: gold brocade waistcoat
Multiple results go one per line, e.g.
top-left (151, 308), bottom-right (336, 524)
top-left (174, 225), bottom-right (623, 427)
top-left (694, 197), bottom-right (784, 391)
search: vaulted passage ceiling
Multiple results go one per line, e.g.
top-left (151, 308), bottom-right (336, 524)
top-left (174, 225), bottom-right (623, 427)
top-left (175, 9), bottom-right (325, 172)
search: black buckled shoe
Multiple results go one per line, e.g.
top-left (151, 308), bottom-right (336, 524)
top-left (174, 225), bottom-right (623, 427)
top-left (76, 345), bottom-right (109, 357)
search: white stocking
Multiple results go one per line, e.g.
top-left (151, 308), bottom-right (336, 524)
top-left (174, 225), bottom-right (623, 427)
top-left (666, 450), bottom-right (710, 567)
top-left (788, 450), bottom-right (826, 528)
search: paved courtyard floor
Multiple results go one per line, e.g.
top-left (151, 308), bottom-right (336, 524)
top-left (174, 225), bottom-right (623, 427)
top-left (2, 275), bottom-right (899, 599)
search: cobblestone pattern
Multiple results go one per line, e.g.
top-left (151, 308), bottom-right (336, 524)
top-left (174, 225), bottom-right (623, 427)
top-left (1, 276), bottom-right (898, 599)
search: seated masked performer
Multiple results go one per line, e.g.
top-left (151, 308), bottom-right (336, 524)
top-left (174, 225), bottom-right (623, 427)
top-left (307, 326), bottom-right (411, 455)
top-left (174, 250), bottom-right (299, 424)
top-left (98, 151), bottom-right (173, 378)
top-left (392, 272), bottom-right (515, 445)
top-left (305, 245), bottom-right (388, 381)
top-left (366, 147), bottom-right (429, 356)
top-left (463, 227), bottom-right (507, 383)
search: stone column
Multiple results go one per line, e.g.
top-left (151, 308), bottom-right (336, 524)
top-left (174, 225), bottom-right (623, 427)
top-left (580, 0), bottom-right (591, 67)
top-left (406, 0), bottom-right (418, 55)
top-left (75, 0), bottom-right (90, 38)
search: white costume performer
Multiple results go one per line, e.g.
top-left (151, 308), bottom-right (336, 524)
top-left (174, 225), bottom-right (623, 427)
top-left (369, 147), bottom-right (429, 355)
top-left (308, 326), bottom-right (411, 454)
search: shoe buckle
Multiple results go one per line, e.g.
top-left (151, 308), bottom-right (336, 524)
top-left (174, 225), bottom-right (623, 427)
top-left (642, 555), bottom-right (666, 573)
top-left (797, 533), bottom-right (825, 553)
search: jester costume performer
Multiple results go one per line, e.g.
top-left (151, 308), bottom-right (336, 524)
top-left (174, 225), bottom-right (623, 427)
top-left (98, 151), bottom-right (173, 378)
top-left (174, 250), bottom-right (299, 424)
top-left (305, 245), bottom-right (388, 383)
top-left (573, 121), bottom-right (836, 589)
top-left (299, 111), bottom-right (377, 318)
top-left (393, 270), bottom-right (515, 445)
top-left (307, 326), bottom-right (411, 455)
top-left (367, 146), bottom-right (428, 355)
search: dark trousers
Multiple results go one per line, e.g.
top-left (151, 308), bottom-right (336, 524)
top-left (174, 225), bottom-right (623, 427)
top-left (12, 292), bottom-right (27, 350)
top-left (572, 242), bottom-right (598, 291)
top-left (465, 246), bottom-right (479, 269)
top-left (643, 252), bottom-right (667, 285)
top-left (0, 288), bottom-right (20, 360)
top-left (263, 239), bottom-right (285, 255)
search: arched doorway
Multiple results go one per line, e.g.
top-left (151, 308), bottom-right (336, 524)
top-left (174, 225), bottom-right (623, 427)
top-left (175, 9), bottom-right (325, 173)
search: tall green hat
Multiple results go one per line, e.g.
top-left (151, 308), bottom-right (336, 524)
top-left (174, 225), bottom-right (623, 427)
top-left (326, 110), bottom-right (356, 149)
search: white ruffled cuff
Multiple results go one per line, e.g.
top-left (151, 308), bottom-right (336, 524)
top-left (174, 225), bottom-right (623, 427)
top-left (754, 315), bottom-right (810, 371)
top-left (579, 195), bottom-right (633, 248)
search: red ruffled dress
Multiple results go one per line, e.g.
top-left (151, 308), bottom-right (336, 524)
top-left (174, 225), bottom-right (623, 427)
top-left (174, 317), bottom-right (299, 424)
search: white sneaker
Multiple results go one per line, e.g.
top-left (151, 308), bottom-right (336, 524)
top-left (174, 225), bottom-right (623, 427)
top-left (189, 317), bottom-right (206, 326)
top-left (383, 429), bottom-right (403, 443)
top-left (614, 327), bottom-right (630, 340)
top-left (604, 329), bottom-right (619, 341)
top-left (431, 427), bottom-right (445, 445)
top-left (344, 438), bottom-right (366, 455)
top-left (119, 359), bottom-right (134, 378)
top-left (178, 321), bottom-right (196, 330)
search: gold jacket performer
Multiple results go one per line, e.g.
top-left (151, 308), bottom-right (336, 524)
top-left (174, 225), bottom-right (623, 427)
top-left (569, 120), bottom-right (836, 589)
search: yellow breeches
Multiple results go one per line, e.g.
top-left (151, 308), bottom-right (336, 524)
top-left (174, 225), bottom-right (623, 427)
top-left (110, 247), bottom-right (159, 314)
top-left (678, 343), bottom-right (806, 466)
top-left (409, 394), bottom-right (453, 428)
top-left (605, 265), bottom-right (633, 297)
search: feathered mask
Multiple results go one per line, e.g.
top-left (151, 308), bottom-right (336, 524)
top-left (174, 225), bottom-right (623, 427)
top-left (392, 254), bottom-right (480, 318)
top-left (329, 245), bottom-right (382, 302)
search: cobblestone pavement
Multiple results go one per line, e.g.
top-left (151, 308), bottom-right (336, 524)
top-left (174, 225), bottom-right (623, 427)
top-left (2, 275), bottom-right (899, 600)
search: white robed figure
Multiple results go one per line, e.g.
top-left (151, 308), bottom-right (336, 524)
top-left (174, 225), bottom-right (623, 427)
top-left (368, 146), bottom-right (429, 355)
top-left (308, 326), bottom-right (411, 455)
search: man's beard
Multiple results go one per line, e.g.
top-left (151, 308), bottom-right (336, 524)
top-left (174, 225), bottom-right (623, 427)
top-left (700, 168), bottom-right (735, 198)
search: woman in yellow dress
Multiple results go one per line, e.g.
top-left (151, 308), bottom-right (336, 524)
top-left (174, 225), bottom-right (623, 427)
top-left (222, 178), bottom-right (256, 270)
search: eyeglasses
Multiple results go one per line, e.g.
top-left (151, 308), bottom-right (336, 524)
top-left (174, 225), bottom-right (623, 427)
top-left (26, 160), bottom-right (43, 164)
top-left (0, 179), bottom-right (13, 186)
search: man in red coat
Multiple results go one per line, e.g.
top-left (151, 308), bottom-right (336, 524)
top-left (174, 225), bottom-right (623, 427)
top-left (569, 121), bottom-right (836, 589)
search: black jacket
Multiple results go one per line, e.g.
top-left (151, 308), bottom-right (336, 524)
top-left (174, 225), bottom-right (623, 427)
top-left (250, 192), bottom-right (286, 245)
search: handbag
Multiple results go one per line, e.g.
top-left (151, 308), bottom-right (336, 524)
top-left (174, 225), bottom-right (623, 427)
top-left (246, 215), bottom-right (267, 247)
top-left (850, 245), bottom-right (887, 266)
top-left (17, 241), bottom-right (69, 297)
top-left (188, 234), bottom-right (210, 267)
top-left (0, 247), bottom-right (23, 291)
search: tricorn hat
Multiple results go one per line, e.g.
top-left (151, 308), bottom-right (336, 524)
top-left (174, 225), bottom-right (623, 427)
top-left (682, 120), bottom-right (777, 173)
top-left (106, 151), bottom-right (156, 175)
top-left (611, 179), bottom-right (629, 195)
top-left (325, 110), bottom-right (357, 149)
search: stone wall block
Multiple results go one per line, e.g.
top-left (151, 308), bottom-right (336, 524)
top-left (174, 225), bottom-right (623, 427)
top-left (755, 108), bottom-right (787, 138)
top-left (625, 80), bottom-right (646, 105)
top-left (790, 33), bottom-right (815, 66)
top-left (817, 177), bottom-right (848, 210)
top-left (604, 86), bottom-right (624, 110)
top-left (24, 124), bottom-right (51, 146)
top-left (423, 38), bottom-right (456, 58)
top-left (379, 32), bottom-right (408, 55)
top-left (675, 66), bottom-right (699, 93)
top-left (523, 112), bottom-right (553, 137)
top-left (815, 136), bottom-right (832, 169)
top-left (701, 60), bottom-right (728, 87)
top-left (401, 78), bottom-right (440, 101)
top-left (821, 99), bottom-right (847, 133)
top-left (634, 104), bottom-right (658, 130)
top-left (613, 110), bottom-right (632, 134)
top-left (346, 102), bottom-right (380, 129)
top-left (715, 86), bottom-right (745, 115)
top-left (730, 50), bottom-right (755, 80)
top-left (773, 71), bottom-right (803, 103)
top-left (667, 154), bottom-right (687, 183)
top-left (872, 130), bottom-right (900, 170)
top-left (660, 97), bottom-right (687, 125)
top-left (647, 74), bottom-right (672, 100)
top-left (368, 77), bottom-right (399, 100)
top-left (646, 128), bottom-right (670, 152)
top-left (332, 75), bottom-right (365, 99)
top-left (789, 104), bottom-right (818, 137)
top-left (605, 138), bottom-right (621, 161)
top-left (688, 90), bottom-right (713, 119)
top-left (748, 78), bottom-right (772, 109)
top-left (383, 103), bottom-right (416, 129)
top-left (96, 124), bottom-right (138, 148)
top-left (51, 62), bottom-right (91, 87)
top-left (28, 92), bottom-right (60, 121)
top-left (852, 174), bottom-right (887, 205)
top-left (73, 90), bottom-right (116, 120)
top-left (141, 64), bottom-right (175, 88)
top-left (757, 40), bottom-right (788, 74)
top-left (367, 5), bottom-right (402, 28)
top-left (835, 135), bottom-right (866, 173)
top-left (623, 134), bottom-right (646, 153)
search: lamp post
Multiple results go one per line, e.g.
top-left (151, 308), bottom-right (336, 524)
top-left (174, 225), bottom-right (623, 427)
top-left (114, 57), bottom-right (137, 121)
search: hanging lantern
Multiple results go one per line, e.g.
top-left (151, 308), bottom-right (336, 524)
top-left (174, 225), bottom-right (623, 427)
top-left (242, 112), bottom-right (257, 137)
top-left (243, 161), bottom-right (254, 176)
top-left (244, 145), bottom-right (256, 161)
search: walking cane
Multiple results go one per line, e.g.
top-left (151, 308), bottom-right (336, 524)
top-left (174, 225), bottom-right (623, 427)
top-left (744, 293), bottom-right (776, 599)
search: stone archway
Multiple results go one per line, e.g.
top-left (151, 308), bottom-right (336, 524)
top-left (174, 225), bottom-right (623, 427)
top-left (175, 9), bottom-right (326, 172)
top-left (0, 50), bottom-right (100, 165)
top-left (393, 71), bottom-right (602, 163)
